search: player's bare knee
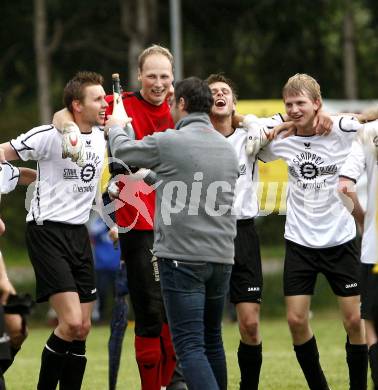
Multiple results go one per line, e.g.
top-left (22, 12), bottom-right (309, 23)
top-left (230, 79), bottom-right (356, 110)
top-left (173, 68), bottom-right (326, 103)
top-left (287, 312), bottom-right (308, 332)
top-left (62, 319), bottom-right (83, 339)
top-left (80, 320), bottom-right (91, 339)
top-left (239, 317), bottom-right (259, 341)
top-left (344, 312), bottom-right (363, 335)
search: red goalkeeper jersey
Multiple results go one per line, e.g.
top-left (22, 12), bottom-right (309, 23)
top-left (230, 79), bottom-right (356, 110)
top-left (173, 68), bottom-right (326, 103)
top-left (105, 91), bottom-right (174, 230)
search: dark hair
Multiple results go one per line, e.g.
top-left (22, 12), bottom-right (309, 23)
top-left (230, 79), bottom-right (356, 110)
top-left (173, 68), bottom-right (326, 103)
top-left (206, 73), bottom-right (238, 103)
top-left (174, 77), bottom-right (213, 114)
top-left (63, 71), bottom-right (104, 113)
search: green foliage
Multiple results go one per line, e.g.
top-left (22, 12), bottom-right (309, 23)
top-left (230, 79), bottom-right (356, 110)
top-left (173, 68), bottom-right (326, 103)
top-left (1, 0), bottom-right (378, 105)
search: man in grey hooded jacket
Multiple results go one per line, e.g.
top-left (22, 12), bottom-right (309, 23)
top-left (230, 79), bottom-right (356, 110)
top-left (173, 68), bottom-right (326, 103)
top-left (106, 76), bottom-right (238, 390)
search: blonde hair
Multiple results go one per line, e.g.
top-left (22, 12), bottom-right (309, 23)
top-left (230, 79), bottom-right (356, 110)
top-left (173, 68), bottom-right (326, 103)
top-left (283, 73), bottom-right (322, 104)
top-left (138, 44), bottom-right (174, 71)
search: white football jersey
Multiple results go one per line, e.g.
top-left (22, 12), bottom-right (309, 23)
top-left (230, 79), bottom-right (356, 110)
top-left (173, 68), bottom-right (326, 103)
top-left (259, 116), bottom-right (362, 248)
top-left (11, 125), bottom-right (105, 225)
top-left (340, 122), bottom-right (378, 264)
top-left (229, 114), bottom-right (283, 220)
top-left (0, 162), bottom-right (20, 194)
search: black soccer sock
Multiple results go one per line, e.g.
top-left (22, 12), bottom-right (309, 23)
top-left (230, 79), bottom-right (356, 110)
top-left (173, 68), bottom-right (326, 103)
top-left (346, 337), bottom-right (368, 390)
top-left (237, 341), bottom-right (262, 390)
top-left (59, 339), bottom-right (87, 390)
top-left (37, 332), bottom-right (71, 390)
top-left (294, 336), bottom-right (329, 390)
top-left (369, 343), bottom-right (378, 389)
top-left (0, 346), bottom-right (20, 373)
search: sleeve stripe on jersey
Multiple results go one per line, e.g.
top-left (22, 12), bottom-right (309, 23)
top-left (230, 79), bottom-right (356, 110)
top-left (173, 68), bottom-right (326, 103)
top-left (278, 113), bottom-right (285, 122)
top-left (3, 162), bottom-right (20, 181)
top-left (12, 126), bottom-right (55, 153)
top-left (9, 141), bottom-right (22, 159)
top-left (339, 117), bottom-right (358, 133)
top-left (22, 125), bottom-right (54, 142)
top-left (339, 174), bottom-right (357, 183)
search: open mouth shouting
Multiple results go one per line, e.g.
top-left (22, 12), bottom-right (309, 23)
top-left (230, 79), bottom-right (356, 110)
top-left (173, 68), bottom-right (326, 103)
top-left (215, 98), bottom-right (226, 108)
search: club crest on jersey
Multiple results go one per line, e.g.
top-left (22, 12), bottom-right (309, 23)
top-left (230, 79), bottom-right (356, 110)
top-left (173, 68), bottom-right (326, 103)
top-left (80, 163), bottom-right (96, 183)
top-left (289, 162), bottom-right (337, 181)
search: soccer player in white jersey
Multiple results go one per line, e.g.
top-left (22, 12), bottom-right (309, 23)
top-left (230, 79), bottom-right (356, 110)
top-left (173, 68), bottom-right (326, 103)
top-left (257, 73), bottom-right (368, 389)
top-left (0, 71), bottom-right (107, 390)
top-left (206, 73), bottom-right (283, 390)
top-left (338, 123), bottom-right (378, 389)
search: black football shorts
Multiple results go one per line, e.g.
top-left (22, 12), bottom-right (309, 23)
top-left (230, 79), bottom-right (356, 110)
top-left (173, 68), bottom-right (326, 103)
top-left (360, 263), bottom-right (378, 320)
top-left (230, 219), bottom-right (263, 304)
top-left (284, 238), bottom-right (360, 297)
top-left (26, 221), bottom-right (96, 303)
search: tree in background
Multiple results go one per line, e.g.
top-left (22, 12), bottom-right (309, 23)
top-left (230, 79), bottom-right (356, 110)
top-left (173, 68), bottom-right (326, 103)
top-left (34, 0), bottom-right (63, 123)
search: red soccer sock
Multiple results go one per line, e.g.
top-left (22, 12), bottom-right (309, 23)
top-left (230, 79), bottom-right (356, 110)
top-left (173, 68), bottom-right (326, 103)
top-left (135, 336), bottom-right (162, 390)
top-left (160, 323), bottom-right (177, 386)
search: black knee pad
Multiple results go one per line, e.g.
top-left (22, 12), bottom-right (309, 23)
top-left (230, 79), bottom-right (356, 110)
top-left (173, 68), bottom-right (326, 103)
top-left (3, 294), bottom-right (34, 316)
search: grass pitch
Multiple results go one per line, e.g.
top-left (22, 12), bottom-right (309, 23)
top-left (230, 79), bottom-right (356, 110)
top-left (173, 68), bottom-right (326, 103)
top-left (5, 311), bottom-right (357, 390)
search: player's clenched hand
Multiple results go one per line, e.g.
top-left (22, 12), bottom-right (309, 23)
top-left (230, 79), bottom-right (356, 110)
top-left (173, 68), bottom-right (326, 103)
top-left (104, 115), bottom-right (133, 139)
top-left (108, 180), bottom-right (120, 200)
top-left (108, 225), bottom-right (119, 243)
top-left (313, 111), bottom-right (333, 135)
top-left (61, 122), bottom-right (86, 167)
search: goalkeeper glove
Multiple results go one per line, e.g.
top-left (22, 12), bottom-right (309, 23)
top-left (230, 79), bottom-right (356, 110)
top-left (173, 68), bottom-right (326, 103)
top-left (242, 114), bottom-right (271, 157)
top-left (61, 122), bottom-right (86, 167)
